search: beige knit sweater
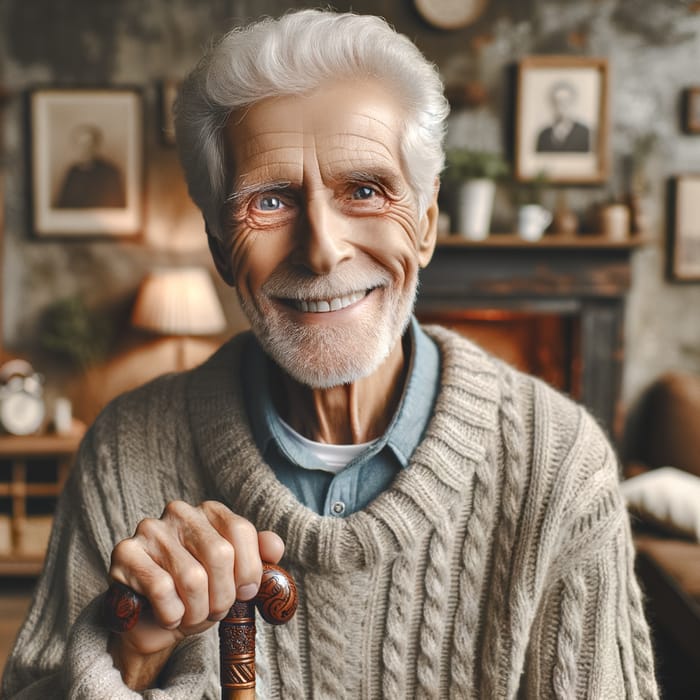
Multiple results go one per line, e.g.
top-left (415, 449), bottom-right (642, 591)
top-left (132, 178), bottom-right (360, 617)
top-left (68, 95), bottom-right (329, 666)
top-left (2, 327), bottom-right (658, 699)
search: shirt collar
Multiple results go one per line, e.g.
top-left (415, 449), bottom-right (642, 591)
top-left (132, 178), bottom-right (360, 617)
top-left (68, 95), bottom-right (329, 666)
top-left (242, 316), bottom-right (440, 469)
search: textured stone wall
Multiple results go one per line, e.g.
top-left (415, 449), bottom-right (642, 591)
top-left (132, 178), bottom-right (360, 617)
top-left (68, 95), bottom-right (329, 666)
top-left (1, 0), bottom-right (700, 413)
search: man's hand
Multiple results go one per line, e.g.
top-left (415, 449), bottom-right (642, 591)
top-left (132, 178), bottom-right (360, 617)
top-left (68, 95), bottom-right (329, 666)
top-left (107, 500), bottom-right (284, 689)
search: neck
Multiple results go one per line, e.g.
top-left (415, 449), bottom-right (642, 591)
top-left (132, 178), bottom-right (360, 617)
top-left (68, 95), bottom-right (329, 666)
top-left (273, 335), bottom-right (409, 444)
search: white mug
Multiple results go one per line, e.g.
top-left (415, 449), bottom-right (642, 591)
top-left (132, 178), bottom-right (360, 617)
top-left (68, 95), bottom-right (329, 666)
top-left (53, 397), bottom-right (73, 434)
top-left (518, 204), bottom-right (552, 242)
top-left (599, 204), bottom-right (630, 241)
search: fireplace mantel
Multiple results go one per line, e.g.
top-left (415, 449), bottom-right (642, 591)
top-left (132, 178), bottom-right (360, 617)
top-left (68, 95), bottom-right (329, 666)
top-left (417, 235), bottom-right (647, 439)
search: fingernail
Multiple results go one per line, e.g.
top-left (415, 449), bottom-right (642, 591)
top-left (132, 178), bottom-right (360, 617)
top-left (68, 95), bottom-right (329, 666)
top-left (237, 584), bottom-right (257, 601)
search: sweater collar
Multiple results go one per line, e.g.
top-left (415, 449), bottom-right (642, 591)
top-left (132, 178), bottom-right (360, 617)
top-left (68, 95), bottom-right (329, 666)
top-left (187, 325), bottom-right (501, 573)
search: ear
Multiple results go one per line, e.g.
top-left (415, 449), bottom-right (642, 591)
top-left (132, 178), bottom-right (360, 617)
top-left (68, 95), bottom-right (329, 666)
top-left (417, 180), bottom-right (440, 268)
top-left (207, 227), bottom-right (236, 287)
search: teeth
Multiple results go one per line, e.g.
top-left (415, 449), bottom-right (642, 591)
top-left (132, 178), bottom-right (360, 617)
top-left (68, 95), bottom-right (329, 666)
top-left (293, 290), bottom-right (367, 313)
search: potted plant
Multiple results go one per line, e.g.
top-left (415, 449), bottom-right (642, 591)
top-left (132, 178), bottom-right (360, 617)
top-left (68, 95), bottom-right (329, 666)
top-left (444, 149), bottom-right (509, 240)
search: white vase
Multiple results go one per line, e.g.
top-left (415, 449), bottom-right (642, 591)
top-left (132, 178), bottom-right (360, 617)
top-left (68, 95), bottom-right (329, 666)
top-left (454, 179), bottom-right (495, 240)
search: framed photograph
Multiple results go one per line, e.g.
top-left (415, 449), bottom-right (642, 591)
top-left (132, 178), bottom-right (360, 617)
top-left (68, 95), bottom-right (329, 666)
top-left (515, 56), bottom-right (609, 183)
top-left (160, 80), bottom-right (180, 145)
top-left (30, 88), bottom-right (143, 237)
top-left (670, 175), bottom-right (700, 281)
top-left (683, 87), bottom-right (700, 134)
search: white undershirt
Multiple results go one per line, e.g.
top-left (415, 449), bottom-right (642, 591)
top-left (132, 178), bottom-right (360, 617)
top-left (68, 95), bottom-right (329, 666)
top-left (278, 416), bottom-right (376, 474)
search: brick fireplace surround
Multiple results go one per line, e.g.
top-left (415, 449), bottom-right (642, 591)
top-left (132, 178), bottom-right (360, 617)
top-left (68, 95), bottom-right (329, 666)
top-left (417, 235), bottom-right (645, 442)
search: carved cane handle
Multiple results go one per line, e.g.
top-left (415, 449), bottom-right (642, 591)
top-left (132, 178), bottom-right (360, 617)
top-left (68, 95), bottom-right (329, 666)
top-left (104, 563), bottom-right (298, 697)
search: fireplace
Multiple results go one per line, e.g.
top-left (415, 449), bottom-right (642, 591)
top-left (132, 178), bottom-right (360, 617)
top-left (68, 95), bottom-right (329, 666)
top-left (417, 235), bottom-right (644, 440)
top-left (418, 308), bottom-right (581, 398)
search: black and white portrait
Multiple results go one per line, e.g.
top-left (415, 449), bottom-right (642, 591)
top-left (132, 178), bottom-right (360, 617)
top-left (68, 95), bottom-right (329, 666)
top-left (535, 81), bottom-right (591, 153)
top-left (516, 57), bottom-right (608, 183)
top-left (31, 89), bottom-right (142, 236)
top-left (54, 123), bottom-right (126, 209)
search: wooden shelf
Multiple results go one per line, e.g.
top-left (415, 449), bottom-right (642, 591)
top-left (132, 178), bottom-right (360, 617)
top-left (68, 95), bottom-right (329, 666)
top-left (0, 556), bottom-right (44, 577)
top-left (0, 428), bottom-right (84, 457)
top-left (437, 234), bottom-right (650, 250)
top-left (0, 426), bottom-right (85, 576)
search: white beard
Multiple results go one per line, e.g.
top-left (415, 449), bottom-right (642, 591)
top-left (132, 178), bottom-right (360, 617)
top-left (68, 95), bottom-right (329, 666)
top-left (238, 263), bottom-right (418, 388)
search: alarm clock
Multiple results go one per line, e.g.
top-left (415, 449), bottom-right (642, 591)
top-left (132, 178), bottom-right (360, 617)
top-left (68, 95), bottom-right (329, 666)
top-left (414, 0), bottom-right (488, 30)
top-left (0, 360), bottom-right (46, 436)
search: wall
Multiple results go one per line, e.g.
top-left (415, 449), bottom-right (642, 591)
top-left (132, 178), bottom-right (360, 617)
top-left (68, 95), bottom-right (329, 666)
top-left (1, 0), bottom-right (700, 419)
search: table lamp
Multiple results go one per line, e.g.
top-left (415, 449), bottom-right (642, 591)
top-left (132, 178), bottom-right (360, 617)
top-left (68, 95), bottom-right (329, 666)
top-left (131, 267), bottom-right (227, 370)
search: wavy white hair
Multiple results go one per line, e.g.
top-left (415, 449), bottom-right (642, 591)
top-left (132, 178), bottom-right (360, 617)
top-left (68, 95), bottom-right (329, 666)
top-left (174, 9), bottom-right (449, 244)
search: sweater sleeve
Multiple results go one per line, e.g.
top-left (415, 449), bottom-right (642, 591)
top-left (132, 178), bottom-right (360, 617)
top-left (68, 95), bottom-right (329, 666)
top-left (0, 405), bottom-right (219, 699)
top-left (522, 417), bottom-right (658, 700)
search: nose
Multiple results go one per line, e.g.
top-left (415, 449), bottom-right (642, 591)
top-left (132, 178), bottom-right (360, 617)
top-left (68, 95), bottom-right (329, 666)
top-left (293, 195), bottom-right (353, 274)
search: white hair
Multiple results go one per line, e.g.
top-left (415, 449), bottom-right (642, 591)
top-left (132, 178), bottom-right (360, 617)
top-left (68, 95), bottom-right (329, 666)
top-left (174, 9), bottom-right (449, 243)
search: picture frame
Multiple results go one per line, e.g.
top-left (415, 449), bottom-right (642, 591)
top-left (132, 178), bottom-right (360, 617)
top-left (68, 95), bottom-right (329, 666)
top-left (515, 56), bottom-right (609, 184)
top-left (30, 88), bottom-right (143, 237)
top-left (683, 87), bottom-right (700, 134)
top-left (160, 80), bottom-right (180, 146)
top-left (669, 175), bottom-right (700, 281)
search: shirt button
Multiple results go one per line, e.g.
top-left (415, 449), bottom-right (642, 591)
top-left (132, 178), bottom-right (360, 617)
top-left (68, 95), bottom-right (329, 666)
top-left (331, 500), bottom-right (346, 516)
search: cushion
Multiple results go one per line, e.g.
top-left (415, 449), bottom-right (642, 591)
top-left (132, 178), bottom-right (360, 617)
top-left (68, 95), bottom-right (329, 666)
top-left (621, 467), bottom-right (700, 541)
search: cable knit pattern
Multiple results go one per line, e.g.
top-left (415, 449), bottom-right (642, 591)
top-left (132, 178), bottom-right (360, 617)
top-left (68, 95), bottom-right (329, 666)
top-left (552, 570), bottom-right (586, 698)
top-left (481, 367), bottom-right (528, 697)
top-left (381, 552), bottom-right (415, 698)
top-left (1, 326), bottom-right (658, 699)
top-left (415, 510), bottom-right (451, 698)
top-left (447, 443), bottom-right (497, 696)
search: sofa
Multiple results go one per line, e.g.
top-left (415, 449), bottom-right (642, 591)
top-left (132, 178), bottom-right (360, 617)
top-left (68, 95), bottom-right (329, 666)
top-left (622, 372), bottom-right (700, 699)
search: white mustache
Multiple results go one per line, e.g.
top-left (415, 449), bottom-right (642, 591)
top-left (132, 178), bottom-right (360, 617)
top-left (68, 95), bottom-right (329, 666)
top-left (261, 265), bottom-right (390, 300)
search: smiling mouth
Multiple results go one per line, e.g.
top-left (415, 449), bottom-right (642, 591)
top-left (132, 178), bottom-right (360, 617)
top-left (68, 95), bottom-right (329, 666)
top-left (285, 289), bottom-right (369, 313)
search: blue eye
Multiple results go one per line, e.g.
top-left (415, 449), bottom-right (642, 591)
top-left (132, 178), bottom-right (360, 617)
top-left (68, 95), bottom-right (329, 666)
top-left (352, 186), bottom-right (376, 200)
top-left (259, 195), bottom-right (283, 210)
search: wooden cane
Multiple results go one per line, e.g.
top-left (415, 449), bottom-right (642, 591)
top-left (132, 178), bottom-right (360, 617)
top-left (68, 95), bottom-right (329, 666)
top-left (104, 563), bottom-right (298, 699)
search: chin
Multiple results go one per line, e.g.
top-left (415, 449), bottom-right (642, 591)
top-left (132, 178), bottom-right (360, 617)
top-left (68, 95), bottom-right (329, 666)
top-left (240, 285), bottom-right (416, 388)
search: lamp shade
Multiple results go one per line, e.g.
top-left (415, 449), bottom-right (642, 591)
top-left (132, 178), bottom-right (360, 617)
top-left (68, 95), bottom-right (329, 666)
top-left (131, 267), bottom-right (227, 336)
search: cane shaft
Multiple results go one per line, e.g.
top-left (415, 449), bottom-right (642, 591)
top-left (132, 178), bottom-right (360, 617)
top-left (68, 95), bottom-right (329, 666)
top-left (219, 601), bottom-right (256, 694)
top-left (224, 689), bottom-right (255, 700)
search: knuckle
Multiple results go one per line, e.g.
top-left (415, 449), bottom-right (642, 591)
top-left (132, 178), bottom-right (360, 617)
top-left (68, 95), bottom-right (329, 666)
top-left (147, 575), bottom-right (177, 606)
top-left (231, 517), bottom-right (257, 541)
top-left (110, 537), bottom-right (138, 564)
top-left (178, 564), bottom-right (208, 597)
top-left (163, 499), bottom-right (191, 518)
top-left (201, 499), bottom-right (226, 514)
top-left (210, 539), bottom-right (235, 566)
top-left (135, 517), bottom-right (162, 539)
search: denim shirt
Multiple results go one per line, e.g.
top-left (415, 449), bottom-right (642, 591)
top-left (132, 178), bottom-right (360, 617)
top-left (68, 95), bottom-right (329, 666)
top-left (242, 317), bottom-right (440, 517)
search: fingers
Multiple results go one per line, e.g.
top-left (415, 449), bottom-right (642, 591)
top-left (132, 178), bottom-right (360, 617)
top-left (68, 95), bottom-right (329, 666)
top-left (111, 511), bottom-right (213, 631)
top-left (109, 500), bottom-right (286, 646)
top-left (202, 501), bottom-right (264, 601)
top-left (259, 530), bottom-right (285, 564)
top-left (110, 533), bottom-right (185, 629)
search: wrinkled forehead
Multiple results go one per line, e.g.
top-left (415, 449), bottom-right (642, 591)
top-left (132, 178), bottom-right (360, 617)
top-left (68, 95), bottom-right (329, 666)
top-left (224, 82), bottom-right (406, 183)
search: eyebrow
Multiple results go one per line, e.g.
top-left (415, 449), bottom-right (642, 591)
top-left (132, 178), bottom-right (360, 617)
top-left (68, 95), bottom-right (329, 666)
top-left (338, 167), bottom-right (405, 193)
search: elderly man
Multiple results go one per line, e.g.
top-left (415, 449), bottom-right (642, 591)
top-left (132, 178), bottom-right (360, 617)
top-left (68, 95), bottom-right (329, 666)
top-left (3, 10), bottom-right (657, 699)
